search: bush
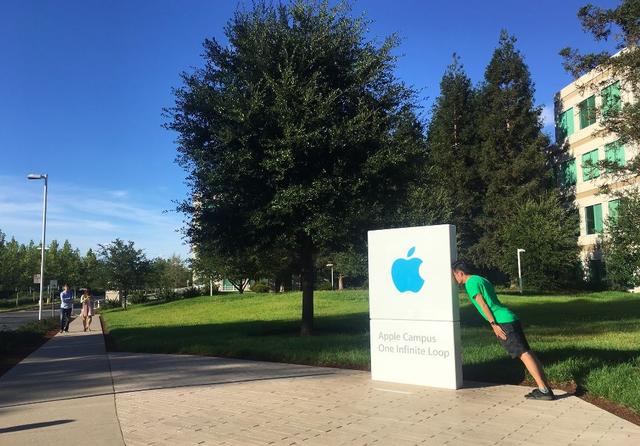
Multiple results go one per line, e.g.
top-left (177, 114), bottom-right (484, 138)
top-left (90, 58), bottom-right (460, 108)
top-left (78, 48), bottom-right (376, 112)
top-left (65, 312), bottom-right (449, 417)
top-left (100, 299), bottom-right (122, 310)
top-left (316, 281), bottom-right (333, 291)
top-left (181, 287), bottom-right (201, 298)
top-left (128, 291), bottom-right (148, 304)
top-left (156, 289), bottom-right (180, 301)
top-left (251, 282), bottom-right (270, 293)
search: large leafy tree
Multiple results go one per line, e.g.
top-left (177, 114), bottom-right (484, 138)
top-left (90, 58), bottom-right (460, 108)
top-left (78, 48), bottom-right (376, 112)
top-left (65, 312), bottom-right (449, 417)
top-left (426, 55), bottom-right (481, 251)
top-left (472, 31), bottom-right (555, 277)
top-left (99, 239), bottom-right (150, 309)
top-left (167, 1), bottom-right (426, 334)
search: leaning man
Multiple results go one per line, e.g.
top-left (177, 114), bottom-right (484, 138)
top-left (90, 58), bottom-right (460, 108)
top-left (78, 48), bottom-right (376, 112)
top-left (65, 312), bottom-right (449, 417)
top-left (452, 260), bottom-right (555, 401)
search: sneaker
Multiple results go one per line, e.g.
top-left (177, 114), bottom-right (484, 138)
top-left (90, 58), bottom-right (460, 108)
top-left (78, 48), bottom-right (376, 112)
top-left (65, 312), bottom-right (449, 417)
top-left (59, 330), bottom-right (63, 333)
top-left (525, 388), bottom-right (555, 401)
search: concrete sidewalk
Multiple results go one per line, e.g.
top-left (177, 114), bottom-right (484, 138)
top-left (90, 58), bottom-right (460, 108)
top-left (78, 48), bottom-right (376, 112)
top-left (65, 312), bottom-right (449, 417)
top-left (0, 317), bottom-right (124, 446)
top-left (111, 353), bottom-right (640, 446)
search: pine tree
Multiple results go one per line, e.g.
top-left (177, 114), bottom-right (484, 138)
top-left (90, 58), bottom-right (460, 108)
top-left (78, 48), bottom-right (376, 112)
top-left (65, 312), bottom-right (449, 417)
top-left (426, 55), bottom-right (481, 250)
top-left (472, 31), bottom-right (555, 275)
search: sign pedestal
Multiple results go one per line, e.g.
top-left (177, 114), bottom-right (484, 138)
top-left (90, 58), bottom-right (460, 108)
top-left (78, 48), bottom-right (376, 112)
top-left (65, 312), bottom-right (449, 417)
top-left (368, 224), bottom-right (463, 389)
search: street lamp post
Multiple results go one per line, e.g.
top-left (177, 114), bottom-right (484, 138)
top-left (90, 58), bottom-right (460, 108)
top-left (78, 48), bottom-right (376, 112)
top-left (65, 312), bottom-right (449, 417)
top-left (326, 263), bottom-right (334, 290)
top-left (517, 249), bottom-right (526, 294)
top-left (28, 173), bottom-right (48, 321)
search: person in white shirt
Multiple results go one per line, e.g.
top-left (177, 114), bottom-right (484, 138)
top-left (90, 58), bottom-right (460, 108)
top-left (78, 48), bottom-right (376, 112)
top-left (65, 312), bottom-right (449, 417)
top-left (59, 284), bottom-right (74, 333)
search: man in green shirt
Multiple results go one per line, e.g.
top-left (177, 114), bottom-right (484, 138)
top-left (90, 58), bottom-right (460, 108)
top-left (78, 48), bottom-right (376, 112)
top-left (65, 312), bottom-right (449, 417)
top-left (452, 260), bottom-right (555, 401)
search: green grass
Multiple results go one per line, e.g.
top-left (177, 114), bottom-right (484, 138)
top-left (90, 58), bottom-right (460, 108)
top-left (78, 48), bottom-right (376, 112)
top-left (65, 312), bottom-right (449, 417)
top-left (102, 290), bottom-right (640, 414)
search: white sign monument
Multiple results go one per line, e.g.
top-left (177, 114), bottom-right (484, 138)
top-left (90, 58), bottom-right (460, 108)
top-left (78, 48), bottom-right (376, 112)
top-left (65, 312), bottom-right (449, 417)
top-left (368, 224), bottom-right (462, 389)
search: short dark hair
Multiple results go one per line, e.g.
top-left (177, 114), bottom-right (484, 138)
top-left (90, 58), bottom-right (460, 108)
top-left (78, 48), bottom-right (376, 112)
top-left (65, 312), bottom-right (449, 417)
top-left (451, 260), bottom-right (475, 274)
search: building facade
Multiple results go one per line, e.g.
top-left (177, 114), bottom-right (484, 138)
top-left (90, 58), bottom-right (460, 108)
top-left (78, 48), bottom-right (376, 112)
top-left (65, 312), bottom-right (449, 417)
top-left (555, 62), bottom-right (637, 265)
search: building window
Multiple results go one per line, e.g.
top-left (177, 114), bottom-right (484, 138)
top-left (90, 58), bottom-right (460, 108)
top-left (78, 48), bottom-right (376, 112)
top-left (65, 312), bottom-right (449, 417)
top-left (560, 159), bottom-right (576, 186)
top-left (601, 81), bottom-right (622, 117)
top-left (556, 108), bottom-right (574, 142)
top-left (585, 204), bottom-right (603, 235)
top-left (579, 95), bottom-right (596, 129)
top-left (608, 199), bottom-right (620, 224)
top-left (605, 140), bottom-right (625, 171)
top-left (581, 149), bottom-right (600, 181)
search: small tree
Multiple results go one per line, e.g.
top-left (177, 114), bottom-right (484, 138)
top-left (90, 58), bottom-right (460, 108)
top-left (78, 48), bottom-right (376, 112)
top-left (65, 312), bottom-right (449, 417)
top-left (603, 189), bottom-right (640, 288)
top-left (99, 239), bottom-right (149, 309)
top-left (496, 194), bottom-right (581, 290)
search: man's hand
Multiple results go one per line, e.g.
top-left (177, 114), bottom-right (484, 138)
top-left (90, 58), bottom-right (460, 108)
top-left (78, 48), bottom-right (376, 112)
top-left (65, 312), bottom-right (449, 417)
top-left (492, 323), bottom-right (507, 340)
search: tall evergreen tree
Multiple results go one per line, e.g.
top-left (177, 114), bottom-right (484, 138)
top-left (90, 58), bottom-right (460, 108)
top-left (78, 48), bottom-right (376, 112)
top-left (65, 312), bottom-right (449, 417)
top-left (426, 55), bottom-right (480, 250)
top-left (472, 31), bottom-right (555, 275)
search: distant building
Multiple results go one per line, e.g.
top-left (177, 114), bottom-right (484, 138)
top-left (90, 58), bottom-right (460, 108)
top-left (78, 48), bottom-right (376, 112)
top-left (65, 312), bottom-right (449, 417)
top-left (554, 55), bottom-right (637, 271)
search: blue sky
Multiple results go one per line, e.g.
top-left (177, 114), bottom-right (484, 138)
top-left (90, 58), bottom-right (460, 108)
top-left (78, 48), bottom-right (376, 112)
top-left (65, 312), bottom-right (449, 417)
top-left (0, 0), bottom-right (618, 258)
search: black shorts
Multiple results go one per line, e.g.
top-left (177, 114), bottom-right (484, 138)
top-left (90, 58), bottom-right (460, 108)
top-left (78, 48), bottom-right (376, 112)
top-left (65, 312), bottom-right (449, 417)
top-left (497, 321), bottom-right (531, 359)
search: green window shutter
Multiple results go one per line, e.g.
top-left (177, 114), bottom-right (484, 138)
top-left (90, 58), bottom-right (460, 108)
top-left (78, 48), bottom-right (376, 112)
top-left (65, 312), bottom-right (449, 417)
top-left (586, 205), bottom-right (595, 234)
top-left (605, 140), bottom-right (625, 170)
top-left (565, 108), bottom-right (574, 136)
top-left (602, 81), bottom-right (621, 117)
top-left (561, 159), bottom-right (576, 186)
top-left (608, 199), bottom-right (620, 223)
top-left (582, 149), bottom-right (600, 181)
top-left (556, 108), bottom-right (574, 142)
top-left (593, 203), bottom-right (603, 233)
top-left (579, 96), bottom-right (596, 129)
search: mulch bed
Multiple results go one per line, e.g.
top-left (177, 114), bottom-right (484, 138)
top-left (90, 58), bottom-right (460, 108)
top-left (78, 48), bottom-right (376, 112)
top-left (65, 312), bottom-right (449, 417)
top-left (0, 325), bottom-right (61, 379)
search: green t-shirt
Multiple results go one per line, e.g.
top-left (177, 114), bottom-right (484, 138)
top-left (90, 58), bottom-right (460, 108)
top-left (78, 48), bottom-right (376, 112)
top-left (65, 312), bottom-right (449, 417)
top-left (464, 275), bottom-right (517, 324)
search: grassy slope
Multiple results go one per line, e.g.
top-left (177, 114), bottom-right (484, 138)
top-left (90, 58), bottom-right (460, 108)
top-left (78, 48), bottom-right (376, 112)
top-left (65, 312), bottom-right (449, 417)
top-left (102, 290), bottom-right (640, 413)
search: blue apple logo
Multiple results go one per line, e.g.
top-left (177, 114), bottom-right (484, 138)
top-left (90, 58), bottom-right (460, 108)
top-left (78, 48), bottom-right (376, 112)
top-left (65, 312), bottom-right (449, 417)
top-left (391, 247), bottom-right (425, 293)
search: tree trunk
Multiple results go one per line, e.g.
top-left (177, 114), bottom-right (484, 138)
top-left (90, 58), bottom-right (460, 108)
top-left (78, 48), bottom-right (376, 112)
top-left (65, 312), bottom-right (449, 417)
top-left (338, 274), bottom-right (344, 291)
top-left (300, 239), bottom-right (314, 336)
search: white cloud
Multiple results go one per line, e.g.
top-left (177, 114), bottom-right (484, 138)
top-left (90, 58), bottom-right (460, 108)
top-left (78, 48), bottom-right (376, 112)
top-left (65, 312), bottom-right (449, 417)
top-left (0, 175), bottom-right (188, 258)
top-left (541, 105), bottom-right (555, 128)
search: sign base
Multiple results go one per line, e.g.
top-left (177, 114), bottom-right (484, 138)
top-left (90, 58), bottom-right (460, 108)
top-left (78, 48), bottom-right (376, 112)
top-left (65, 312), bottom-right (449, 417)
top-left (370, 319), bottom-right (462, 389)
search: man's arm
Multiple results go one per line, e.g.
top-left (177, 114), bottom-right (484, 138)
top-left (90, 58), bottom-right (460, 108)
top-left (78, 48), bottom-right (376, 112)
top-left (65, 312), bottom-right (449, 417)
top-left (473, 293), bottom-right (507, 340)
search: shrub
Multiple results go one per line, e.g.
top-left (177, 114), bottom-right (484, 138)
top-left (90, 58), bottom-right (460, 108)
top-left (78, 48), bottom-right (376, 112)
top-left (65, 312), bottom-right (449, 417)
top-left (316, 281), bottom-right (333, 291)
top-left (251, 282), bottom-right (270, 293)
top-left (128, 291), bottom-right (148, 304)
top-left (181, 287), bottom-right (201, 298)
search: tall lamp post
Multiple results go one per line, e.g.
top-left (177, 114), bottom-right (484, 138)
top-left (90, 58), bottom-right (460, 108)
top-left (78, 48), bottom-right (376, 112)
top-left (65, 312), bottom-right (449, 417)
top-left (517, 248), bottom-right (526, 294)
top-left (326, 263), bottom-right (334, 290)
top-left (28, 174), bottom-right (48, 320)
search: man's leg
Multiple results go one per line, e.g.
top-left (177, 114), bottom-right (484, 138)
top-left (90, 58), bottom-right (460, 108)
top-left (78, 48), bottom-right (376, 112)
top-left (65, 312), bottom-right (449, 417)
top-left (64, 309), bottom-right (71, 331)
top-left (59, 308), bottom-right (65, 332)
top-left (520, 351), bottom-right (551, 390)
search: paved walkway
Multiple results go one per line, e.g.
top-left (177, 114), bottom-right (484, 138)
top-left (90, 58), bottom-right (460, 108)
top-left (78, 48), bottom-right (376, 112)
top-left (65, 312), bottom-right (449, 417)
top-left (0, 317), bottom-right (124, 446)
top-left (1, 318), bottom-right (639, 446)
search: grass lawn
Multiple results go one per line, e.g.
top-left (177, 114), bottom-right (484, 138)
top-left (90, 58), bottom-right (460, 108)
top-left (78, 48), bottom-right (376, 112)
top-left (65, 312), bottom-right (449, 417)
top-left (102, 290), bottom-right (640, 415)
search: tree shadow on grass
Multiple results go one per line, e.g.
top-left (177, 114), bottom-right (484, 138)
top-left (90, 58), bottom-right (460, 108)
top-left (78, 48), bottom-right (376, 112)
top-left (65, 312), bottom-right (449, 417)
top-left (461, 297), bottom-right (640, 329)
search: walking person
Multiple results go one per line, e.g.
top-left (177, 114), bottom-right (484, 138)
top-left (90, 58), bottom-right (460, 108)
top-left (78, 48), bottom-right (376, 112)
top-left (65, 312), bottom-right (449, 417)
top-left (80, 288), bottom-right (94, 332)
top-left (451, 260), bottom-right (555, 401)
top-left (59, 283), bottom-right (74, 333)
